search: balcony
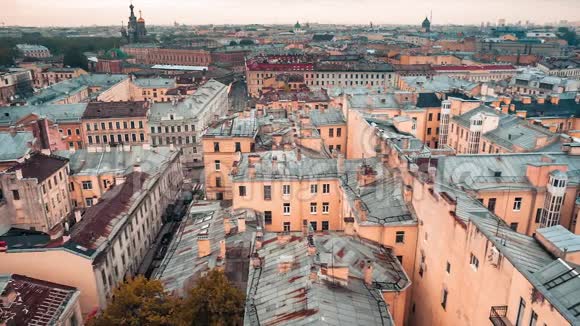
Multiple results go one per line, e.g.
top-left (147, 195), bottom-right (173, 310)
top-left (489, 306), bottom-right (512, 326)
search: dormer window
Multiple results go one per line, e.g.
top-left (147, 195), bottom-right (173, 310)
top-left (494, 171), bottom-right (502, 177)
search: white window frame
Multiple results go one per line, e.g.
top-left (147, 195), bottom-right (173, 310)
top-left (283, 184), bottom-right (291, 196)
top-left (310, 202), bottom-right (317, 214)
top-left (322, 183), bottom-right (330, 194)
top-left (513, 197), bottom-right (522, 211)
top-left (283, 203), bottom-right (290, 215)
top-left (322, 202), bottom-right (329, 214)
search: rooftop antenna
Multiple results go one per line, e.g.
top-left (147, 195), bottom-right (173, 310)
top-left (430, 10), bottom-right (433, 25)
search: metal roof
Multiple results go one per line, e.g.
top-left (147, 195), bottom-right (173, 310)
top-left (0, 131), bottom-right (35, 162)
top-left (536, 226), bottom-right (580, 253)
top-left (245, 232), bottom-right (409, 326)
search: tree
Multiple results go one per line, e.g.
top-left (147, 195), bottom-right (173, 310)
top-left (239, 39), bottom-right (254, 46)
top-left (174, 270), bottom-right (245, 326)
top-left (88, 276), bottom-right (177, 326)
top-left (557, 27), bottom-right (578, 46)
top-left (63, 47), bottom-right (88, 70)
top-left (229, 40), bottom-right (238, 46)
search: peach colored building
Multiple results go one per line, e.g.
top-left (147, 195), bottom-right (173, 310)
top-left (130, 77), bottom-right (176, 103)
top-left (40, 68), bottom-right (87, 88)
top-left (202, 117), bottom-right (258, 200)
top-left (396, 54), bottom-right (461, 66)
top-left (81, 101), bottom-right (150, 148)
top-left (0, 149), bottom-right (183, 316)
top-left (405, 150), bottom-right (580, 326)
top-left (0, 153), bottom-right (72, 237)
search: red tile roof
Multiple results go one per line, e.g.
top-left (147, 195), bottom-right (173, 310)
top-left (0, 274), bottom-right (78, 326)
top-left (6, 153), bottom-right (68, 183)
top-left (432, 64), bottom-right (516, 71)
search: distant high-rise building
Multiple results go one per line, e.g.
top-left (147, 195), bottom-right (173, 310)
top-left (120, 3), bottom-right (147, 43)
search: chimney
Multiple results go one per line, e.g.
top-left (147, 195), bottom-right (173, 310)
top-left (296, 148), bottom-right (302, 161)
top-left (509, 104), bottom-right (515, 112)
top-left (537, 97), bottom-right (545, 104)
top-left (272, 155), bottom-right (278, 172)
top-left (310, 266), bottom-right (318, 281)
top-left (197, 233), bottom-right (211, 258)
top-left (273, 134), bottom-right (282, 147)
top-left (248, 164), bottom-right (256, 179)
top-left (404, 184), bottom-right (413, 203)
top-left (133, 164), bottom-right (142, 173)
top-left (115, 175), bottom-right (126, 185)
top-left (278, 255), bottom-right (294, 274)
top-left (255, 227), bottom-right (264, 250)
top-left (522, 96), bottom-right (531, 104)
top-left (357, 164), bottom-right (377, 187)
top-left (9, 126), bottom-right (16, 137)
top-left (74, 210), bottom-right (82, 222)
top-left (550, 95), bottom-right (560, 105)
top-left (354, 198), bottom-right (368, 222)
top-left (224, 217), bottom-right (232, 234)
top-left (337, 153), bottom-right (345, 175)
top-left (219, 239), bottom-right (226, 259)
top-left (237, 214), bottom-right (246, 233)
top-left (248, 154), bottom-right (261, 164)
top-left (364, 260), bottom-right (373, 286)
top-left (501, 105), bottom-right (509, 114)
top-left (251, 253), bottom-right (262, 268)
top-left (14, 169), bottom-right (23, 180)
top-left (307, 240), bottom-right (317, 256)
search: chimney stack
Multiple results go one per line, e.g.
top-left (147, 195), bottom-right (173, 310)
top-left (219, 239), bottom-right (226, 259)
top-left (197, 233), bottom-right (211, 258)
top-left (237, 214), bottom-right (246, 233)
top-left (364, 260), bottom-right (373, 286)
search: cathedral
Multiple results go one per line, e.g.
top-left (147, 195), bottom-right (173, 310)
top-left (121, 3), bottom-right (147, 43)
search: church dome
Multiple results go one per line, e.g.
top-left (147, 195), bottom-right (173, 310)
top-left (138, 17), bottom-right (145, 23)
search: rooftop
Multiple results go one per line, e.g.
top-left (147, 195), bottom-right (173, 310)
top-left (0, 131), bottom-right (35, 163)
top-left (132, 77), bottom-right (176, 89)
top-left (0, 274), bottom-right (78, 326)
top-left (6, 153), bottom-right (68, 183)
top-left (401, 75), bottom-right (479, 93)
top-left (257, 89), bottom-right (330, 105)
top-left (0, 103), bottom-right (88, 126)
top-left (55, 146), bottom-right (175, 177)
top-left (513, 99), bottom-right (580, 118)
top-left (82, 101), bottom-right (149, 119)
top-left (432, 64), bottom-right (516, 71)
top-left (245, 232), bottom-right (411, 326)
top-left (309, 109), bottom-right (346, 126)
top-left (67, 172), bottom-right (149, 254)
top-left (204, 117), bottom-right (259, 138)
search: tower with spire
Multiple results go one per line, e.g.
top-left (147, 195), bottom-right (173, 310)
top-left (421, 16), bottom-right (431, 33)
top-left (122, 2), bottom-right (147, 43)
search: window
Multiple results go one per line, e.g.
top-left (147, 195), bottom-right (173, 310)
top-left (101, 122), bottom-right (106, 130)
top-left (488, 198), bottom-right (497, 212)
top-left (516, 298), bottom-right (526, 326)
top-left (510, 223), bottom-right (519, 232)
top-left (86, 123), bottom-right (91, 131)
top-left (264, 186), bottom-right (272, 200)
top-left (336, 128), bottom-right (342, 137)
top-left (130, 121), bottom-right (135, 129)
top-left (396, 231), bottom-right (405, 243)
top-left (310, 184), bottom-right (318, 194)
top-left (213, 142), bottom-right (220, 152)
top-left (264, 211), bottom-right (272, 225)
top-left (397, 255), bottom-right (403, 264)
top-left (283, 184), bottom-right (291, 195)
top-left (283, 203), bottom-right (290, 215)
top-left (235, 142), bottom-right (241, 152)
top-left (336, 145), bottom-right (341, 152)
top-left (310, 202), bottom-right (317, 214)
top-left (535, 208), bottom-right (543, 223)
top-left (427, 128), bottom-right (432, 135)
top-left (283, 222), bottom-right (291, 232)
top-left (87, 136), bottom-right (93, 144)
top-left (85, 198), bottom-right (94, 207)
top-left (446, 262), bottom-right (451, 274)
top-left (215, 160), bottom-right (221, 171)
top-left (322, 202), bottom-right (329, 213)
top-left (215, 177), bottom-right (222, 188)
top-left (470, 253), bottom-right (479, 270)
top-left (428, 113), bottom-right (433, 121)
top-left (529, 310), bottom-right (537, 326)
top-left (238, 186), bottom-right (247, 197)
top-left (329, 128), bottom-right (334, 137)
top-left (82, 181), bottom-right (93, 190)
top-left (322, 221), bottom-right (329, 231)
top-left (12, 190), bottom-right (20, 200)
top-left (441, 289), bottom-right (448, 310)
top-left (322, 184), bottom-right (330, 193)
top-left (513, 197), bottom-right (522, 211)
top-left (310, 221), bottom-right (317, 231)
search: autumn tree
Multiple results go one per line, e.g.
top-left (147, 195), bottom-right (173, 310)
top-left (88, 276), bottom-right (177, 326)
top-left (174, 269), bottom-right (246, 326)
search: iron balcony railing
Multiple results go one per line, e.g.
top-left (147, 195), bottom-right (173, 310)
top-left (489, 305), bottom-right (512, 326)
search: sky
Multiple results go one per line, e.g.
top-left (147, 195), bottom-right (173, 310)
top-left (3, 0), bottom-right (580, 27)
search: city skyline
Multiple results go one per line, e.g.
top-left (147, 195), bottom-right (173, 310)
top-left (3, 0), bottom-right (580, 27)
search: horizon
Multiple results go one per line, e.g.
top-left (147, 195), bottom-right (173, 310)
top-left (4, 0), bottom-right (580, 28)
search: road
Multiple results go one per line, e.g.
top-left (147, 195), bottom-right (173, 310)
top-left (229, 79), bottom-right (249, 113)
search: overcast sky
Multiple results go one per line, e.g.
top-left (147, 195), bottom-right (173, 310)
top-left (3, 0), bottom-right (580, 27)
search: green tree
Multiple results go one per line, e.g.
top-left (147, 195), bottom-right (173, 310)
top-left (174, 270), bottom-right (245, 326)
top-left (63, 47), bottom-right (88, 70)
top-left (229, 40), bottom-right (238, 46)
top-left (88, 276), bottom-right (177, 326)
top-left (557, 27), bottom-right (578, 46)
top-left (239, 39), bottom-right (254, 46)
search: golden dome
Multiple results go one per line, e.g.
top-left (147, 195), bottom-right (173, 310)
top-left (137, 17), bottom-right (145, 23)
